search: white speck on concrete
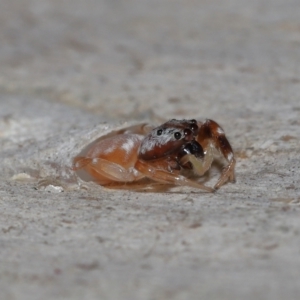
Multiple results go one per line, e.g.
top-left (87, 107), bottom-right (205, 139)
top-left (44, 185), bottom-right (64, 193)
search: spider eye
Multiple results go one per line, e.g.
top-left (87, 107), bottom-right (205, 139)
top-left (189, 120), bottom-right (198, 132)
top-left (184, 128), bottom-right (192, 137)
top-left (157, 129), bottom-right (163, 136)
top-left (174, 132), bottom-right (182, 140)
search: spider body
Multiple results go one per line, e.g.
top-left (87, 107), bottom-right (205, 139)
top-left (73, 119), bottom-right (235, 192)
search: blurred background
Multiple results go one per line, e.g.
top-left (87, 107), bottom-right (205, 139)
top-left (1, 0), bottom-right (299, 122)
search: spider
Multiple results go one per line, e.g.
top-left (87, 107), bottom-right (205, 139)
top-left (73, 119), bottom-right (236, 192)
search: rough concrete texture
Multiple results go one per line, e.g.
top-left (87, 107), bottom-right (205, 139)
top-left (0, 0), bottom-right (300, 299)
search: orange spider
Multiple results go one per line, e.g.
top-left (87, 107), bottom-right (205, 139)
top-left (73, 119), bottom-right (236, 192)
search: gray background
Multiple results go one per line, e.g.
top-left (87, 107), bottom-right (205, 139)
top-left (0, 0), bottom-right (300, 299)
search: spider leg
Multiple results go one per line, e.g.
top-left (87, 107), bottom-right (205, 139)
top-left (134, 159), bottom-right (214, 192)
top-left (197, 119), bottom-right (236, 189)
top-left (180, 148), bottom-right (214, 177)
top-left (73, 157), bottom-right (143, 183)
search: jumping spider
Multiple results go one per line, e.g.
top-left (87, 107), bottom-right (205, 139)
top-left (73, 119), bottom-right (236, 192)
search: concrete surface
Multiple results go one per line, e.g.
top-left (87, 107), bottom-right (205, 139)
top-left (0, 0), bottom-right (300, 299)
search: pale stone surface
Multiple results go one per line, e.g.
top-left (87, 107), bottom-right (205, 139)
top-left (0, 0), bottom-right (300, 299)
